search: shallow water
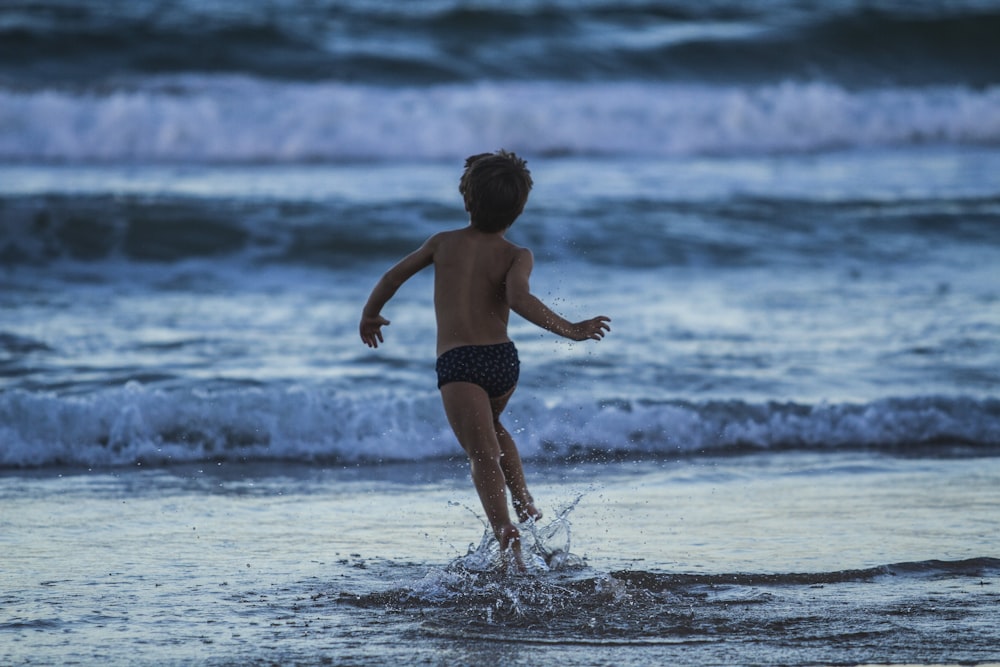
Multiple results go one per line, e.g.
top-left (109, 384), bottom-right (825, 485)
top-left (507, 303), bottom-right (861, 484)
top-left (3, 453), bottom-right (998, 666)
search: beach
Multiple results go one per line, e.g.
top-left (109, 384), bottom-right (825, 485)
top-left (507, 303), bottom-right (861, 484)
top-left (3, 454), bottom-right (999, 665)
top-left (2, 0), bottom-right (1000, 664)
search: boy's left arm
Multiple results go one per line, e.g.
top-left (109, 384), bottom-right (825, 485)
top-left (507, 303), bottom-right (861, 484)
top-left (360, 237), bottom-right (436, 348)
top-left (506, 248), bottom-right (610, 342)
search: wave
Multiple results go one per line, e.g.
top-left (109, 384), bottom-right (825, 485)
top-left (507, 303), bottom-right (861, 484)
top-left (0, 194), bottom-right (437, 267)
top-left (1, 385), bottom-right (997, 468)
top-left (2, 79), bottom-right (998, 164)
top-left (3, 2), bottom-right (999, 86)
top-left (3, 192), bottom-right (998, 269)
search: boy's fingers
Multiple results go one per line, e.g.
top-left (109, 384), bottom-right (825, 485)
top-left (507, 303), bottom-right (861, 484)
top-left (591, 316), bottom-right (610, 339)
top-left (361, 327), bottom-right (384, 347)
top-left (359, 316), bottom-right (389, 348)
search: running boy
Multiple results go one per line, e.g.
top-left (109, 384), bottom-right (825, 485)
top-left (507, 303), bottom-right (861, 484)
top-left (359, 150), bottom-right (610, 567)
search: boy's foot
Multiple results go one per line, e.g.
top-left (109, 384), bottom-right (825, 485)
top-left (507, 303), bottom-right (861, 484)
top-left (496, 523), bottom-right (526, 573)
top-left (512, 497), bottom-right (543, 523)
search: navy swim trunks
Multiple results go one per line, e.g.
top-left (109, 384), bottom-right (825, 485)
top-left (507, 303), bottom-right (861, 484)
top-left (436, 342), bottom-right (520, 398)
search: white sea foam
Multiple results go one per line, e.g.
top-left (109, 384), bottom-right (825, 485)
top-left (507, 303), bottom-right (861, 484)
top-left (1, 384), bottom-right (996, 468)
top-left (2, 79), bottom-right (998, 163)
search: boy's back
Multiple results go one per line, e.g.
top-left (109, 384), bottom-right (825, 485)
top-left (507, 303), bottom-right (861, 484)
top-left (429, 227), bottom-right (523, 356)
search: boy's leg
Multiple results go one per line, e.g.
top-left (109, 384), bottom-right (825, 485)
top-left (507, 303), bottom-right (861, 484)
top-left (440, 382), bottom-right (524, 567)
top-left (491, 389), bottom-right (542, 523)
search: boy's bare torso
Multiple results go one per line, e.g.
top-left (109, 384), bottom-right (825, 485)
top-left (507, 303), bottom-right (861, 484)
top-left (430, 227), bottom-right (522, 356)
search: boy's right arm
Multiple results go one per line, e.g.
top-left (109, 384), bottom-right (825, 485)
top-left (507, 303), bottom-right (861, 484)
top-left (506, 248), bottom-right (611, 342)
top-left (360, 237), bottom-right (436, 348)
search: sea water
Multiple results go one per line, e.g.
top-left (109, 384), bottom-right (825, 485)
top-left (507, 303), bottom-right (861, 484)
top-left (3, 457), bottom-right (998, 665)
top-left (2, 1), bottom-right (1000, 665)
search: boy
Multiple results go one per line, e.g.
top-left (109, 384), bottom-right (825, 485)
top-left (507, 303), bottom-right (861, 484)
top-left (359, 150), bottom-right (610, 567)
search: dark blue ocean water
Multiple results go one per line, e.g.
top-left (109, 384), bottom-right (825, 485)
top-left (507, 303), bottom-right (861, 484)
top-left (2, 1), bottom-right (999, 664)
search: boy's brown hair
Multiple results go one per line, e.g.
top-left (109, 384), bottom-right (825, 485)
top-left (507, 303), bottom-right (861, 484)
top-left (459, 150), bottom-right (534, 233)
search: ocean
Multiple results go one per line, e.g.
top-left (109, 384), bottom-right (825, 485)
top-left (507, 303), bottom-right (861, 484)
top-left (2, 0), bottom-right (999, 665)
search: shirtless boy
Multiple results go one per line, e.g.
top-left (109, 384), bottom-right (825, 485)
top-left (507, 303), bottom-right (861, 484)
top-left (359, 150), bottom-right (610, 567)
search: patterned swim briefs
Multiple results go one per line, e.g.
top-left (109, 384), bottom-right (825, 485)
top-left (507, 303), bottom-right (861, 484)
top-left (435, 342), bottom-right (520, 398)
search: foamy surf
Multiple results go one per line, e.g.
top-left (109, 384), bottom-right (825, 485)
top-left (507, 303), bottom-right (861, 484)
top-left (2, 386), bottom-right (997, 468)
top-left (2, 80), bottom-right (998, 163)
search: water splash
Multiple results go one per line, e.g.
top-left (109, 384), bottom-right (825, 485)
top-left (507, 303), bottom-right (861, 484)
top-left (360, 494), bottom-right (594, 629)
top-left (438, 494), bottom-right (588, 577)
top-left (520, 494), bottom-right (587, 571)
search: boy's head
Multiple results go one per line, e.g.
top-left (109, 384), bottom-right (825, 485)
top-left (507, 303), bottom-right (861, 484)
top-left (459, 150), bottom-right (534, 233)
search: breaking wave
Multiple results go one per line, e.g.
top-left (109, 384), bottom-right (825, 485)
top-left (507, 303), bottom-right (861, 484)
top-left (1, 384), bottom-right (997, 468)
top-left (2, 80), bottom-right (998, 164)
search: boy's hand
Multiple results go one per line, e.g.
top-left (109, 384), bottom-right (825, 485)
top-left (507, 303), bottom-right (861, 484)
top-left (570, 316), bottom-right (611, 341)
top-left (360, 315), bottom-right (390, 348)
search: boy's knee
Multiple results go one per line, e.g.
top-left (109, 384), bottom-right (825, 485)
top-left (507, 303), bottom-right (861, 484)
top-left (466, 444), bottom-right (502, 465)
top-left (470, 451), bottom-right (503, 469)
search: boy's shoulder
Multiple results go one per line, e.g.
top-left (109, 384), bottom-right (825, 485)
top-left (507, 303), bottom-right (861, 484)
top-left (425, 229), bottom-right (528, 272)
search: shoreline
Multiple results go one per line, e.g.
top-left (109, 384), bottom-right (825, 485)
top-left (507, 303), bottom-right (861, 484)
top-left (3, 449), bottom-right (998, 666)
